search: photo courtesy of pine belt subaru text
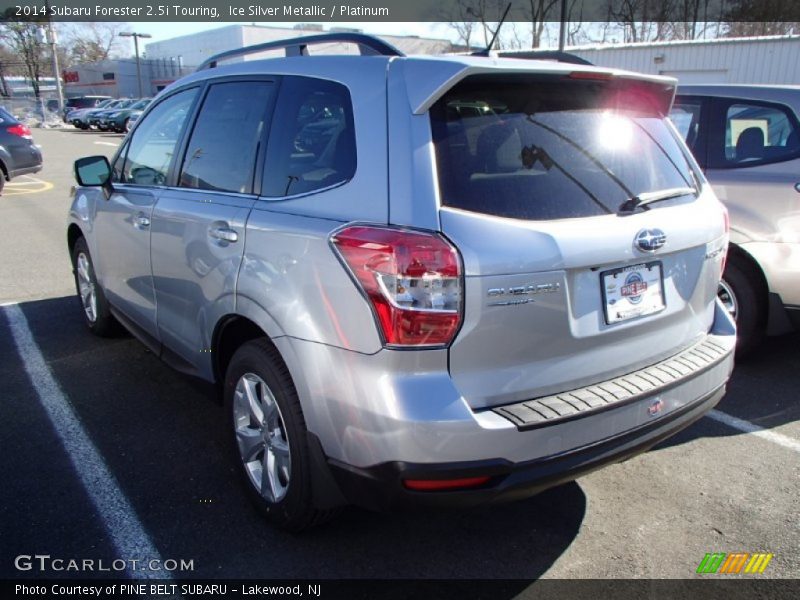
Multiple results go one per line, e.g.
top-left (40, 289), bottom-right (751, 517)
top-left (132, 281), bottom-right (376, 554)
top-left (67, 33), bottom-right (736, 531)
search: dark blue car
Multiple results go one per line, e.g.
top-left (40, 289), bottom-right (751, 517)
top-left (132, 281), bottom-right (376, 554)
top-left (0, 107), bottom-right (43, 194)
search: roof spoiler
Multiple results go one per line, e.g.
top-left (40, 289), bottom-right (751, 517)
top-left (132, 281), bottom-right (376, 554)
top-left (497, 50), bottom-right (593, 65)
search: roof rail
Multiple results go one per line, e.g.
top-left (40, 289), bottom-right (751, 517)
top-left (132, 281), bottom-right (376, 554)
top-left (197, 33), bottom-right (405, 70)
top-left (496, 50), bottom-right (593, 66)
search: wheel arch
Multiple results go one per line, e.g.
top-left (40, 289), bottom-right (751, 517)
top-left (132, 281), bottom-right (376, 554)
top-left (67, 223), bottom-right (84, 253)
top-left (727, 242), bottom-right (769, 304)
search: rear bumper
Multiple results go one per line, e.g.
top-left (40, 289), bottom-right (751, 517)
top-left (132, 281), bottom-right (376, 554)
top-left (287, 299), bottom-right (736, 511)
top-left (328, 384), bottom-right (725, 511)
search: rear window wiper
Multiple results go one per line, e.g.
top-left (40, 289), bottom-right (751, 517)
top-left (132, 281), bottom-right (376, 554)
top-left (618, 186), bottom-right (697, 214)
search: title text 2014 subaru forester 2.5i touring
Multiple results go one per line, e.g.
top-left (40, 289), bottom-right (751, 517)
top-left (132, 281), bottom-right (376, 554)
top-left (67, 34), bottom-right (735, 531)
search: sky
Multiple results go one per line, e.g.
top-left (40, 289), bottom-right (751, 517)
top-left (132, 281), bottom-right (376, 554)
top-left (123, 21), bottom-right (462, 51)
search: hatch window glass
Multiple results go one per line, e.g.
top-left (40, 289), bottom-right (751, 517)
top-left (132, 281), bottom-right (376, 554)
top-left (431, 75), bottom-right (701, 220)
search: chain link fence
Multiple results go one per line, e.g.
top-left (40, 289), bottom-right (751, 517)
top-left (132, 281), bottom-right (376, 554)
top-left (0, 96), bottom-right (69, 127)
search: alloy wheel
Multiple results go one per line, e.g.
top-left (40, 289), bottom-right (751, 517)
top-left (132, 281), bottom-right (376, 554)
top-left (232, 373), bottom-right (291, 503)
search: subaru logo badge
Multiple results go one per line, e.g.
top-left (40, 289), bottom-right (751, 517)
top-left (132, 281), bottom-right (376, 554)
top-left (635, 229), bottom-right (666, 252)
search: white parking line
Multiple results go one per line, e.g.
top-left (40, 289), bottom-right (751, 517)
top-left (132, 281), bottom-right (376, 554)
top-left (2, 303), bottom-right (168, 579)
top-left (707, 409), bottom-right (800, 453)
top-left (94, 141), bottom-right (120, 147)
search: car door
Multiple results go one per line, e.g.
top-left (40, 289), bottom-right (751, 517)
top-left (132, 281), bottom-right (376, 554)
top-left (703, 97), bottom-right (800, 245)
top-left (150, 79), bottom-right (276, 378)
top-left (93, 87), bottom-right (200, 340)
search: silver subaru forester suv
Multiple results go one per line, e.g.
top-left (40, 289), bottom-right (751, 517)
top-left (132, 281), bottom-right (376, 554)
top-left (68, 34), bottom-right (735, 530)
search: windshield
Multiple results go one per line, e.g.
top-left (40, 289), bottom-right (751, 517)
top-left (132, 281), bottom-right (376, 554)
top-left (431, 75), bottom-right (700, 221)
top-left (131, 99), bottom-right (150, 110)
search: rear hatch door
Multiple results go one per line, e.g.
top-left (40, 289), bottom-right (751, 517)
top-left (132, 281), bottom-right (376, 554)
top-left (430, 71), bottom-right (726, 409)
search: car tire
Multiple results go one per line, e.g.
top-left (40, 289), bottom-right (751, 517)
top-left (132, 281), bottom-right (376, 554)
top-left (224, 338), bottom-right (337, 532)
top-left (71, 237), bottom-right (120, 337)
top-left (122, 118), bottom-right (130, 133)
top-left (718, 257), bottom-right (765, 358)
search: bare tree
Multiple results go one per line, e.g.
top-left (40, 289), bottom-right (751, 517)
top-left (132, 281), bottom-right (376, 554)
top-left (0, 22), bottom-right (46, 97)
top-left (60, 22), bottom-right (129, 66)
top-left (440, 0), bottom-right (478, 50)
top-left (444, 0), bottom-right (511, 50)
top-left (721, 0), bottom-right (800, 36)
top-left (522, 0), bottom-right (560, 48)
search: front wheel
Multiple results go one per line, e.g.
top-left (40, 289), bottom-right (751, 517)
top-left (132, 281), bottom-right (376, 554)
top-left (71, 237), bottom-right (119, 336)
top-left (224, 339), bottom-right (337, 531)
top-left (718, 259), bottom-right (765, 358)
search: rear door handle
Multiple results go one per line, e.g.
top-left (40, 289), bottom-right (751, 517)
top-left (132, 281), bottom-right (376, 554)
top-left (209, 226), bottom-right (239, 243)
top-left (134, 213), bottom-right (150, 229)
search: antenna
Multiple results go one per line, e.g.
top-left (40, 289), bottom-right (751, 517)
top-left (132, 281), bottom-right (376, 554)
top-left (474, 3), bottom-right (512, 57)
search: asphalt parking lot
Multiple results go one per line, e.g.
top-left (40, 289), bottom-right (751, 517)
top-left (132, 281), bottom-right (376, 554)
top-left (1, 129), bottom-right (798, 586)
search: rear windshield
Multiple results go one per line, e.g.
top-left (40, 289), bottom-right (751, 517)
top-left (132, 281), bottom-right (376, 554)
top-left (431, 75), bottom-right (700, 220)
top-left (0, 107), bottom-right (18, 124)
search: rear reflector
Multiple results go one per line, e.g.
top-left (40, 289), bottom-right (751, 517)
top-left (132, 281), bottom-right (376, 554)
top-left (403, 476), bottom-right (491, 492)
top-left (331, 225), bottom-right (463, 347)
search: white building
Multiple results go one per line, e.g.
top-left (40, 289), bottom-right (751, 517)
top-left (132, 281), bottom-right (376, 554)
top-left (566, 35), bottom-right (800, 85)
top-left (144, 24), bottom-right (454, 69)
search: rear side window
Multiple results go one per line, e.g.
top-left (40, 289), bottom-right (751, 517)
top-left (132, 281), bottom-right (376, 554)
top-left (179, 81), bottom-right (274, 194)
top-left (431, 75), bottom-right (700, 221)
top-left (722, 102), bottom-right (800, 165)
top-left (262, 76), bottom-right (356, 198)
top-left (0, 107), bottom-right (17, 124)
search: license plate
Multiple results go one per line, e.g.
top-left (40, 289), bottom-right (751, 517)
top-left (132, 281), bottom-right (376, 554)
top-left (601, 262), bottom-right (666, 324)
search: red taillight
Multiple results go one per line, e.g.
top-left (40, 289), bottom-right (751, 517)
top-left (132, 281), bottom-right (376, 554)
top-left (331, 225), bottom-right (463, 347)
top-left (721, 203), bottom-right (730, 235)
top-left (568, 70), bottom-right (614, 81)
top-left (403, 476), bottom-right (491, 492)
top-left (720, 203), bottom-right (730, 274)
top-left (6, 124), bottom-right (32, 139)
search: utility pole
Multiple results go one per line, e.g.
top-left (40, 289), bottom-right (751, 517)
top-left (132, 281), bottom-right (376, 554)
top-left (558, 0), bottom-right (568, 52)
top-left (47, 25), bottom-right (64, 115)
top-left (119, 31), bottom-right (152, 97)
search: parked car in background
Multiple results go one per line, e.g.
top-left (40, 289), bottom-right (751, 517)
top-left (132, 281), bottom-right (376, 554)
top-left (91, 99), bottom-right (136, 131)
top-left (671, 85), bottom-right (800, 355)
top-left (67, 34), bottom-right (735, 531)
top-left (102, 98), bottom-right (152, 133)
top-left (63, 95), bottom-right (112, 122)
top-left (0, 106), bottom-right (43, 194)
top-left (126, 110), bottom-right (143, 130)
top-left (69, 99), bottom-right (117, 129)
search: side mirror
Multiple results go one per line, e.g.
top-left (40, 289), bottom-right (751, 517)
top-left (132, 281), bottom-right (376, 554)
top-left (74, 155), bottom-right (113, 198)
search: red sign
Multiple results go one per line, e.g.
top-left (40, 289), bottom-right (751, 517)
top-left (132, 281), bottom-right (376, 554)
top-left (62, 71), bottom-right (79, 83)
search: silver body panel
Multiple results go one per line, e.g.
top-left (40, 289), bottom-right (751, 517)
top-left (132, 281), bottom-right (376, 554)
top-left (68, 53), bottom-right (734, 479)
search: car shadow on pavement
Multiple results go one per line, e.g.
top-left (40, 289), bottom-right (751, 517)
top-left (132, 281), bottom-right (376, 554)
top-left (652, 332), bottom-right (800, 452)
top-left (3, 295), bottom-right (587, 583)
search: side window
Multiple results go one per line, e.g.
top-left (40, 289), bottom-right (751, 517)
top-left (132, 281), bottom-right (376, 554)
top-left (122, 88), bottom-right (198, 186)
top-left (669, 100), bottom-right (702, 150)
top-left (262, 76), bottom-right (356, 198)
top-left (723, 102), bottom-right (800, 165)
top-left (179, 81), bottom-right (274, 194)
